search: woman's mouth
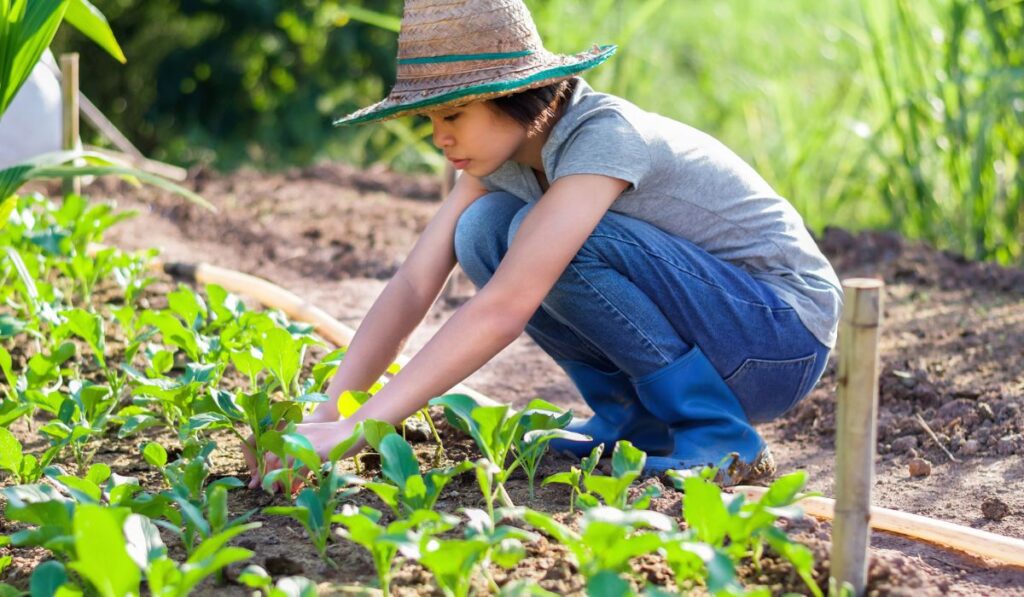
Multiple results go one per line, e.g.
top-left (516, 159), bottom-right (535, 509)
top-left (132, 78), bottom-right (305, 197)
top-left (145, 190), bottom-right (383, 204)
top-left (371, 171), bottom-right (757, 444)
top-left (449, 158), bottom-right (470, 169)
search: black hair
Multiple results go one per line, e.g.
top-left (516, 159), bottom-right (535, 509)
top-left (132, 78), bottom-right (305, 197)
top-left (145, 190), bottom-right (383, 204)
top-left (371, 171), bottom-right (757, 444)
top-left (489, 77), bottom-right (579, 137)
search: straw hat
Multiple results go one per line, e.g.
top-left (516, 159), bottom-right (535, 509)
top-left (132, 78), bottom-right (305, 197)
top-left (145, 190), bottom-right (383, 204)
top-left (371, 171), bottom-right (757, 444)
top-left (333, 0), bottom-right (616, 126)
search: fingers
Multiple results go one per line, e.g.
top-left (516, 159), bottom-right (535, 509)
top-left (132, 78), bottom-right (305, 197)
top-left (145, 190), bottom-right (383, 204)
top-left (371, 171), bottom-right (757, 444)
top-left (243, 435), bottom-right (259, 488)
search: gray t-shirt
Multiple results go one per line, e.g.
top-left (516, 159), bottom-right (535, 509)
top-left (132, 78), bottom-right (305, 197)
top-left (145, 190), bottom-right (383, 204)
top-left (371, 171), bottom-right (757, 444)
top-left (480, 77), bottom-right (843, 348)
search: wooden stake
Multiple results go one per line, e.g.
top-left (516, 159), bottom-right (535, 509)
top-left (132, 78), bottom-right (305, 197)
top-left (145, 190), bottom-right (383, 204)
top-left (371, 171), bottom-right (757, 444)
top-left (832, 278), bottom-right (884, 595)
top-left (60, 53), bottom-right (80, 196)
top-left (733, 485), bottom-right (1024, 568)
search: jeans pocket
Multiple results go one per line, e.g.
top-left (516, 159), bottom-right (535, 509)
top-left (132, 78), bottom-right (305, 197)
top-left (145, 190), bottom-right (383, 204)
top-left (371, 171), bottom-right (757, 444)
top-left (724, 353), bottom-right (818, 424)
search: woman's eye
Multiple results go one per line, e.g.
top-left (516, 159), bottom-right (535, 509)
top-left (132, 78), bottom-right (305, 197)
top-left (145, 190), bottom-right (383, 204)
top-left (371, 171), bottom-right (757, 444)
top-left (443, 113), bottom-right (460, 122)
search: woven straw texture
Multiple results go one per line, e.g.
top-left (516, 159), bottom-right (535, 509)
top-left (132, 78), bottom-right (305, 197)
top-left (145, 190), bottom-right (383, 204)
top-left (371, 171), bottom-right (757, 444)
top-left (333, 0), bottom-right (614, 125)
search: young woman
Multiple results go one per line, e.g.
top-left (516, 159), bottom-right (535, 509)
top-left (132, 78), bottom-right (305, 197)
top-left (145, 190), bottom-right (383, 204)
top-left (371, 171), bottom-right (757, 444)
top-left (246, 0), bottom-right (842, 487)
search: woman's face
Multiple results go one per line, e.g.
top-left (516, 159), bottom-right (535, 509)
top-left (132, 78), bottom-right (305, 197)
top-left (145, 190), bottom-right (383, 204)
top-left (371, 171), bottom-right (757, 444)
top-left (426, 100), bottom-right (528, 177)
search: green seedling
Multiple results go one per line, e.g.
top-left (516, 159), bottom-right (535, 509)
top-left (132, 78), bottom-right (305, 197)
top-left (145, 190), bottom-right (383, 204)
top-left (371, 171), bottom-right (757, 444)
top-left (667, 468), bottom-right (822, 597)
top-left (0, 427), bottom-right (58, 483)
top-left (362, 432), bottom-right (473, 517)
top-left (41, 504), bottom-right (259, 597)
top-left (262, 427), bottom-right (365, 564)
top-left (333, 506), bottom-right (457, 595)
top-left (37, 379), bottom-right (117, 470)
top-left (430, 393), bottom-right (528, 507)
top-left (142, 440), bottom-right (256, 556)
top-left (460, 507), bottom-right (540, 592)
top-left (1, 483), bottom-right (77, 561)
top-left (522, 505), bottom-right (674, 592)
top-left (417, 508), bottom-right (538, 597)
top-left (508, 398), bottom-right (580, 500)
top-left (583, 440), bottom-right (658, 510)
top-left (542, 443), bottom-right (604, 513)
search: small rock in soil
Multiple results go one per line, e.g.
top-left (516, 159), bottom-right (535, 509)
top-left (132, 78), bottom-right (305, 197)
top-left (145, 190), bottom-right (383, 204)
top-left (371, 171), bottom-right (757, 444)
top-left (402, 417), bottom-right (432, 443)
top-left (908, 458), bottom-right (932, 477)
top-left (976, 402), bottom-right (995, 421)
top-left (959, 439), bottom-right (981, 456)
top-left (264, 554), bottom-right (304, 576)
top-left (981, 497), bottom-right (1010, 521)
top-left (891, 435), bottom-right (918, 454)
top-left (997, 434), bottom-right (1021, 455)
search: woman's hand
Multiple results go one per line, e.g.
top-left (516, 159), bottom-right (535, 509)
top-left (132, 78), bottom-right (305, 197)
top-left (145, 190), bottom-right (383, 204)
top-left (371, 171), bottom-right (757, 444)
top-left (256, 418), bottom-right (360, 493)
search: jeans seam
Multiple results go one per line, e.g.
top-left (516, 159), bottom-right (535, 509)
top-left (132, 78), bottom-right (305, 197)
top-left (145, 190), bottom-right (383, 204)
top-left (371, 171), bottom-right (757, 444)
top-left (563, 262), bottom-right (674, 366)
top-left (586, 231), bottom-right (781, 311)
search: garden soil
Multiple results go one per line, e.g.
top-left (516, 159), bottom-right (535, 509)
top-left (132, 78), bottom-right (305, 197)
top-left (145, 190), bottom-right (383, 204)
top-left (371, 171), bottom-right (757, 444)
top-left (8, 163), bottom-right (1024, 595)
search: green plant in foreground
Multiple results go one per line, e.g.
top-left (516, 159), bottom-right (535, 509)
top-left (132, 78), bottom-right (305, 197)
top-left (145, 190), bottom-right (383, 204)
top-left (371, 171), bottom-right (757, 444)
top-left (0, 426), bottom-right (58, 483)
top-left (363, 431), bottom-right (473, 517)
top-left (541, 443), bottom-right (603, 513)
top-left (431, 394), bottom-right (571, 508)
top-left (667, 468), bottom-right (822, 597)
top-left (261, 427), bottom-right (365, 564)
top-left (583, 440), bottom-right (660, 510)
top-left (508, 398), bottom-right (583, 500)
top-left (417, 508), bottom-right (538, 597)
top-left (334, 506), bottom-right (457, 595)
top-left (141, 440), bottom-right (256, 557)
top-left (39, 504), bottom-right (259, 597)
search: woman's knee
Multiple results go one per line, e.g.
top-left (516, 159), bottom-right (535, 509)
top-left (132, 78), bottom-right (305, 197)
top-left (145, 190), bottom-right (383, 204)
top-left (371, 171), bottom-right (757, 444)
top-left (454, 192), bottom-right (526, 279)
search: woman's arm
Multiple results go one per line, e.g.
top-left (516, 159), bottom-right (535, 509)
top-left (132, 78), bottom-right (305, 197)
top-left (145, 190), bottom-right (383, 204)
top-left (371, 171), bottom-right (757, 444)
top-left (306, 172), bottom-right (490, 421)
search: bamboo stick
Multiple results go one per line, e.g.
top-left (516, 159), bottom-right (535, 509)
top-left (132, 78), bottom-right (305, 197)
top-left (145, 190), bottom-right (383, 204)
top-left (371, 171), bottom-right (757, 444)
top-left (732, 485), bottom-right (1024, 568)
top-left (832, 278), bottom-right (884, 595)
top-left (60, 53), bottom-right (80, 196)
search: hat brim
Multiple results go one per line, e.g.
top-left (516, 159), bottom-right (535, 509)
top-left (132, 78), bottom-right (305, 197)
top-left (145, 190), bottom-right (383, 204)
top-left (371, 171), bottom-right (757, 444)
top-left (332, 44), bottom-right (616, 126)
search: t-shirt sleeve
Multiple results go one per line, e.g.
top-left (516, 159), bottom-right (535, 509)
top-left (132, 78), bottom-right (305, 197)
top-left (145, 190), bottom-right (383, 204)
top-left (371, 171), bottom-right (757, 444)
top-left (550, 112), bottom-right (651, 191)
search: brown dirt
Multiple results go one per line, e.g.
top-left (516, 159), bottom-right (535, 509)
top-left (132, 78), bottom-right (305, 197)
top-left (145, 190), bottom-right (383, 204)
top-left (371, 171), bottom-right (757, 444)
top-left (4, 163), bottom-right (1024, 594)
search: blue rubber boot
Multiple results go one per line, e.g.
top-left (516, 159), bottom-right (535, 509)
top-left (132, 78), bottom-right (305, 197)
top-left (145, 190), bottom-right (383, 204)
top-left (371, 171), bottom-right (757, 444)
top-left (547, 359), bottom-right (673, 458)
top-left (633, 346), bottom-right (774, 484)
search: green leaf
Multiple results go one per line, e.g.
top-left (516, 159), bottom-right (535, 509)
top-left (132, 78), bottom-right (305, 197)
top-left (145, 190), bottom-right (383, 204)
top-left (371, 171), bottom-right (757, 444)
top-left (0, 428), bottom-right (22, 475)
top-left (281, 432), bottom-right (321, 473)
top-left (67, 505), bottom-right (141, 597)
top-left (261, 328), bottom-right (302, 397)
top-left (0, 0), bottom-right (70, 118)
top-left (167, 285), bottom-right (206, 330)
top-left (611, 440), bottom-right (645, 479)
top-left (587, 571), bottom-right (633, 597)
top-left (379, 433), bottom-right (419, 490)
top-left (361, 419), bottom-right (396, 451)
top-left (0, 196), bottom-right (15, 228)
top-left (60, 309), bottom-right (106, 370)
top-left (142, 442), bottom-right (167, 468)
top-left (682, 475), bottom-right (729, 546)
top-left (123, 514), bottom-right (166, 569)
top-left (327, 421), bottom-right (364, 462)
top-left (336, 390), bottom-right (370, 417)
top-left (29, 560), bottom-right (66, 597)
top-left (63, 0), bottom-right (125, 63)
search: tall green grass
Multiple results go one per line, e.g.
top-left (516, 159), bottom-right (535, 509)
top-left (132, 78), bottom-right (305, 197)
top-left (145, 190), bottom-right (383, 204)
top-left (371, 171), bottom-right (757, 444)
top-left (858, 0), bottom-right (1023, 264)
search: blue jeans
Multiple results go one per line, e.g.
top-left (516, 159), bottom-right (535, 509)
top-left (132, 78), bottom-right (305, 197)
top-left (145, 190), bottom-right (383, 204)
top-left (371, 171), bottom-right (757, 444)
top-left (453, 191), bottom-right (831, 424)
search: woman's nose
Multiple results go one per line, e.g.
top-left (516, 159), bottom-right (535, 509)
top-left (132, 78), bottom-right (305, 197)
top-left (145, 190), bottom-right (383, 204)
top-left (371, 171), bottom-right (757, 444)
top-left (433, 128), bottom-right (454, 149)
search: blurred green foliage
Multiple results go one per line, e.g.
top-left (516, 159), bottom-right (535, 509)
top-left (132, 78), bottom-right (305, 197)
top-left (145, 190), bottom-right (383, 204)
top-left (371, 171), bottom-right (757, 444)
top-left (53, 0), bottom-right (416, 170)
top-left (51, 0), bottom-right (1023, 264)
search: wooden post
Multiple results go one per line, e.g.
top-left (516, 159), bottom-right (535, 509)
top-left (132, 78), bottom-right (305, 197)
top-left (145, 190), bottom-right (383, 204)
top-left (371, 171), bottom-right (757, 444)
top-left (60, 53), bottom-right (80, 196)
top-left (831, 278), bottom-right (884, 595)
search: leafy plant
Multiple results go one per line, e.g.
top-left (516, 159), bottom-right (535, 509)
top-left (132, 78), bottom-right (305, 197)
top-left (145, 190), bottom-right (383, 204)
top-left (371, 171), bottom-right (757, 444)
top-left (141, 440), bottom-right (256, 556)
top-left (333, 506), bottom-right (457, 595)
top-left (362, 431), bottom-right (472, 517)
top-left (417, 508), bottom-right (538, 597)
top-left (583, 440), bottom-right (659, 510)
top-left (542, 443), bottom-right (604, 513)
top-left (507, 398), bottom-right (581, 500)
top-left (522, 506), bottom-right (674, 593)
top-left (0, 425), bottom-right (58, 483)
top-left (667, 468), bottom-right (823, 597)
top-left (261, 427), bottom-right (365, 564)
